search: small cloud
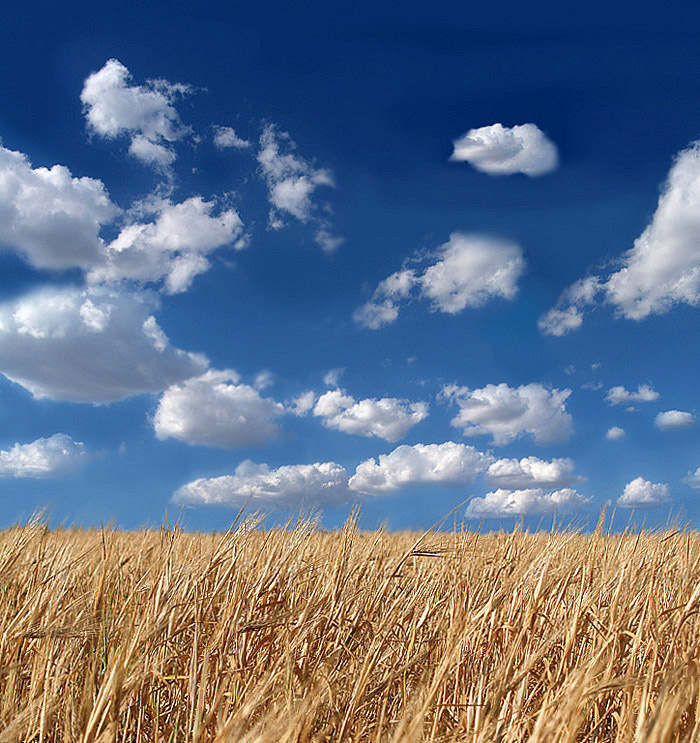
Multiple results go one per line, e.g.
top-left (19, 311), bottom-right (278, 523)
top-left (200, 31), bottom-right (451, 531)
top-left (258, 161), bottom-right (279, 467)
top-left (564, 365), bottom-right (576, 375)
top-left (683, 467), bottom-right (700, 490)
top-left (606, 426), bottom-right (626, 440)
top-left (617, 477), bottom-right (670, 508)
top-left (288, 390), bottom-right (316, 416)
top-left (655, 410), bottom-right (696, 431)
top-left (485, 456), bottom-right (582, 489)
top-left (323, 368), bottom-right (344, 387)
top-left (254, 370), bottom-right (275, 390)
top-left (605, 384), bottom-right (659, 406)
top-left (213, 125), bottom-right (251, 150)
top-left (0, 434), bottom-right (87, 478)
top-left (449, 123), bottom-right (558, 176)
top-left (465, 488), bottom-right (590, 518)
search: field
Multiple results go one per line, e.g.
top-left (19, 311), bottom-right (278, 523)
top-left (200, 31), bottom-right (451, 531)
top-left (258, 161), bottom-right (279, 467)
top-left (1, 515), bottom-right (700, 742)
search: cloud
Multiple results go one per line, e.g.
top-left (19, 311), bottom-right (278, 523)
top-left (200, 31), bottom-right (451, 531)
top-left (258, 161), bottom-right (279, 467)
top-left (0, 142), bottom-right (119, 271)
top-left (88, 196), bottom-right (244, 294)
top-left (485, 456), bottom-right (580, 489)
top-left (355, 233), bottom-right (525, 329)
top-left (153, 370), bottom-right (285, 448)
top-left (0, 285), bottom-right (206, 402)
top-left (617, 477), bottom-right (671, 508)
top-left (323, 368), bottom-right (344, 387)
top-left (605, 384), bottom-right (659, 406)
top-left (256, 124), bottom-right (342, 250)
top-left (173, 459), bottom-right (350, 509)
top-left (349, 442), bottom-right (494, 495)
top-left (213, 126), bottom-right (251, 150)
top-left (288, 390), bottom-right (316, 416)
top-left (465, 488), bottom-right (590, 518)
top-left (313, 389), bottom-right (428, 441)
top-left (449, 123), bottom-right (558, 177)
top-left (81, 59), bottom-right (192, 170)
top-left (683, 467), bottom-right (700, 490)
top-left (606, 426), bottom-right (626, 440)
top-left (443, 383), bottom-right (573, 446)
top-left (541, 139), bottom-right (700, 334)
top-left (0, 433), bottom-right (87, 478)
top-left (655, 410), bottom-right (696, 430)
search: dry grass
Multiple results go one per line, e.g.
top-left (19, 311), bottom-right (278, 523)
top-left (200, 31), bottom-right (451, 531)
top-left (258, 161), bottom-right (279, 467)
top-left (1, 513), bottom-right (700, 742)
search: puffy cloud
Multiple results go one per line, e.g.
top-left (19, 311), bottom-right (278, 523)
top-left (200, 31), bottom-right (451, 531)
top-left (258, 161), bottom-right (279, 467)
top-left (323, 368), bottom-right (344, 387)
top-left (81, 59), bottom-right (192, 169)
top-left (449, 123), bottom-right (558, 177)
top-left (465, 488), bottom-right (590, 518)
top-left (349, 442), bottom-right (494, 495)
top-left (88, 196), bottom-right (244, 294)
top-left (257, 124), bottom-right (342, 250)
top-left (655, 410), bottom-right (696, 430)
top-left (313, 389), bottom-right (428, 441)
top-left (443, 383), bottom-right (573, 446)
top-left (153, 370), bottom-right (285, 448)
top-left (541, 140), bottom-right (700, 333)
top-left (617, 477), bottom-right (671, 508)
top-left (355, 233), bottom-right (525, 329)
top-left (0, 434), bottom-right (87, 478)
top-left (0, 142), bottom-right (119, 271)
top-left (683, 467), bottom-right (700, 490)
top-left (485, 456), bottom-right (580, 489)
top-left (288, 390), bottom-right (316, 416)
top-left (173, 460), bottom-right (350, 509)
top-left (606, 426), bottom-right (626, 440)
top-left (0, 285), bottom-right (206, 402)
top-left (213, 126), bottom-right (251, 150)
top-left (605, 384), bottom-right (659, 406)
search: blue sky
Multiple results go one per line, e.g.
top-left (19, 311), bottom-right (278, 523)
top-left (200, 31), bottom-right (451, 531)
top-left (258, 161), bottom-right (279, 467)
top-left (1, 0), bottom-right (700, 530)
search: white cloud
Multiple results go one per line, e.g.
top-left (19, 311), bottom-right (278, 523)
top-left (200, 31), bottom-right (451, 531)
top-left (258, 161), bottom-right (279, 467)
top-left (541, 140), bottom-right (700, 334)
top-left (288, 390), bottom-right (316, 416)
top-left (0, 433), bottom-right (87, 478)
top-left (683, 467), bottom-right (700, 490)
top-left (313, 389), bottom-right (428, 442)
top-left (253, 370), bottom-right (275, 390)
top-left (355, 234), bottom-right (525, 329)
top-left (81, 59), bottom-right (192, 169)
top-left (449, 123), bottom-right (558, 177)
top-left (173, 459), bottom-right (350, 509)
top-left (257, 124), bottom-right (342, 250)
top-left (465, 488), bottom-right (590, 518)
top-left (88, 196), bottom-right (244, 294)
top-left (485, 456), bottom-right (580, 489)
top-left (213, 126), bottom-right (251, 150)
top-left (0, 142), bottom-right (119, 271)
top-left (349, 441), bottom-right (494, 495)
top-left (443, 383), bottom-right (573, 446)
top-left (655, 410), bottom-right (696, 431)
top-left (605, 384), bottom-right (659, 406)
top-left (0, 285), bottom-right (206, 402)
top-left (617, 477), bottom-right (671, 508)
top-left (606, 426), bottom-right (626, 440)
top-left (153, 370), bottom-right (285, 448)
top-left (323, 368), bottom-right (344, 387)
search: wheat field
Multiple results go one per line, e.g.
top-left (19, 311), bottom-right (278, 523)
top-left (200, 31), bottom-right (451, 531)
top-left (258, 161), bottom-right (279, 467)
top-left (1, 513), bottom-right (700, 742)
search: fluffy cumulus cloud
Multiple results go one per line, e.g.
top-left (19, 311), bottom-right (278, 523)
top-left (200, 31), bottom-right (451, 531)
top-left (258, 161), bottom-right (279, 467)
top-left (349, 442), bottom-right (494, 495)
top-left (81, 59), bottom-right (192, 169)
top-left (0, 285), bottom-right (206, 402)
top-left (541, 140), bottom-right (700, 334)
top-left (0, 434), bottom-right (87, 478)
top-left (655, 410), bottom-right (696, 430)
top-left (683, 468), bottom-right (700, 490)
top-left (449, 123), bottom-right (558, 176)
top-left (355, 233), bottom-right (525, 329)
top-left (88, 196), bottom-right (244, 294)
top-left (617, 477), bottom-right (671, 508)
top-left (313, 389), bottom-right (429, 442)
top-left (173, 460), bottom-right (350, 509)
top-left (213, 126), bottom-right (250, 150)
top-left (465, 488), bottom-right (590, 518)
top-left (606, 426), bottom-right (626, 440)
top-left (443, 383), bottom-right (573, 446)
top-left (257, 124), bottom-right (342, 251)
top-left (0, 142), bottom-right (119, 271)
top-left (605, 384), bottom-right (659, 406)
top-left (153, 370), bottom-right (285, 448)
top-left (485, 456), bottom-right (580, 489)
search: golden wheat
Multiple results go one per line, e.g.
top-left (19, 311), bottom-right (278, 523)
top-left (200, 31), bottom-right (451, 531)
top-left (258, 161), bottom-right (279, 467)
top-left (1, 513), bottom-right (699, 742)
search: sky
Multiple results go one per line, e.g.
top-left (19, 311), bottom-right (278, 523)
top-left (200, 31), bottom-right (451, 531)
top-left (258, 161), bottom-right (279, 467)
top-left (1, 0), bottom-right (700, 531)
